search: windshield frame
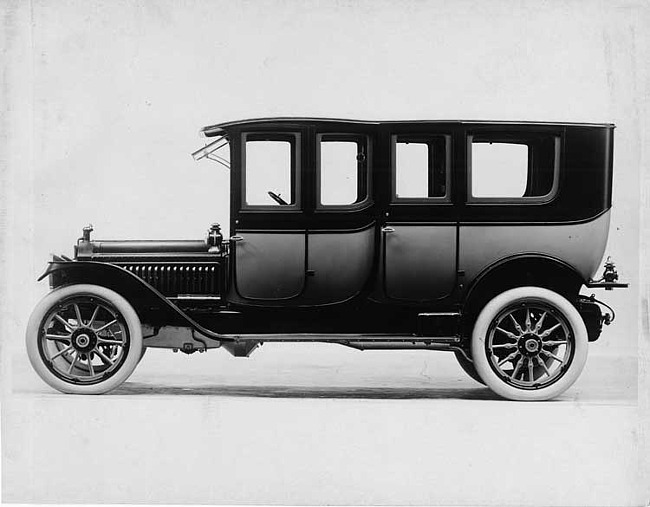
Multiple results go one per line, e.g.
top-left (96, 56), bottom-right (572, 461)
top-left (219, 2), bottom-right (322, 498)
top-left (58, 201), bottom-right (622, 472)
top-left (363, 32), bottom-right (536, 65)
top-left (191, 135), bottom-right (230, 169)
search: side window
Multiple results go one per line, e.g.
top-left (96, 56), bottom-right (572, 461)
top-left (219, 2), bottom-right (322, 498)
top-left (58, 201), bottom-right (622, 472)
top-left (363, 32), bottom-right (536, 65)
top-left (393, 135), bottom-right (449, 200)
top-left (242, 134), bottom-right (298, 207)
top-left (469, 133), bottom-right (560, 201)
top-left (318, 135), bottom-right (369, 207)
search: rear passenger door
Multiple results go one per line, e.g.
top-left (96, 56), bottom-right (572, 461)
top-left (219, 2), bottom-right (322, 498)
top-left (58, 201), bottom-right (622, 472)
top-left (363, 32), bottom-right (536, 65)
top-left (382, 132), bottom-right (458, 301)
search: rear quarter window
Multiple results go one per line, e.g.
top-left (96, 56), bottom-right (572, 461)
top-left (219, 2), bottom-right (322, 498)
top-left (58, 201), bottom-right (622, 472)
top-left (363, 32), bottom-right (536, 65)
top-left (468, 133), bottom-right (560, 203)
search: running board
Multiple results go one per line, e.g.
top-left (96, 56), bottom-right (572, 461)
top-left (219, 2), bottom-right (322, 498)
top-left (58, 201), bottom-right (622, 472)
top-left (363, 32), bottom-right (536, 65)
top-left (223, 334), bottom-right (462, 356)
top-left (229, 333), bottom-right (461, 343)
top-left (143, 327), bottom-right (463, 358)
top-left (219, 312), bottom-right (463, 343)
top-left (341, 342), bottom-right (460, 351)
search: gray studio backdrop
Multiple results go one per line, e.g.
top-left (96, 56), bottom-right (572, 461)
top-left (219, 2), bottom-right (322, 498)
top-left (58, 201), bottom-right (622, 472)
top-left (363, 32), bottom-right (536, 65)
top-left (2, 0), bottom-right (648, 505)
top-left (4, 0), bottom-right (641, 355)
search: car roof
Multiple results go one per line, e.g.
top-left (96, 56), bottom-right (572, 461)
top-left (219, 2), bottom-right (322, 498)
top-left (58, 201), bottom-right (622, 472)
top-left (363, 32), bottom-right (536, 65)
top-left (200, 117), bottom-right (615, 136)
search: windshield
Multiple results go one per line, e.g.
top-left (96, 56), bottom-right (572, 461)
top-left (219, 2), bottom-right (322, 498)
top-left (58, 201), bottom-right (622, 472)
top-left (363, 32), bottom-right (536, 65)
top-left (191, 135), bottom-right (230, 169)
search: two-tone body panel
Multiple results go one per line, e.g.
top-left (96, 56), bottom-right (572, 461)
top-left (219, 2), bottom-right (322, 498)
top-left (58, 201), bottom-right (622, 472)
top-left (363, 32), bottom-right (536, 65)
top-left (459, 210), bottom-right (610, 285)
top-left (199, 119), bottom-right (614, 311)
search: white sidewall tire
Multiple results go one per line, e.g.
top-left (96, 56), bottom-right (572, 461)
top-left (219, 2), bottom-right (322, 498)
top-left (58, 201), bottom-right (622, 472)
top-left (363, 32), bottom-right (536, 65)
top-left (26, 284), bottom-right (143, 394)
top-left (139, 345), bottom-right (147, 363)
top-left (471, 286), bottom-right (588, 401)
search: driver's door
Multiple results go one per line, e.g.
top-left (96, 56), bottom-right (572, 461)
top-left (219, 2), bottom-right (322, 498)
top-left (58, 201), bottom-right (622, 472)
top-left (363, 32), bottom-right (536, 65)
top-left (229, 129), bottom-right (308, 302)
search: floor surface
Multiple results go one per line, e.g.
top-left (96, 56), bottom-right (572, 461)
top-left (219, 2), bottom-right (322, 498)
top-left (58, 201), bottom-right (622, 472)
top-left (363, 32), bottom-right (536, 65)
top-left (2, 344), bottom-right (644, 505)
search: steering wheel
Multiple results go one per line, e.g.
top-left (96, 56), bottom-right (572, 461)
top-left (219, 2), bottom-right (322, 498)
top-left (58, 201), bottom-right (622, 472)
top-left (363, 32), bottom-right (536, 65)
top-left (267, 191), bottom-right (289, 205)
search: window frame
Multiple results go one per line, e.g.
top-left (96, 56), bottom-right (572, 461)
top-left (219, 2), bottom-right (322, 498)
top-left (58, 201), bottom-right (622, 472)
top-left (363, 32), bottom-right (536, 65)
top-left (240, 132), bottom-right (302, 211)
top-left (466, 133), bottom-right (561, 204)
top-left (315, 133), bottom-right (372, 211)
top-left (391, 134), bottom-right (452, 203)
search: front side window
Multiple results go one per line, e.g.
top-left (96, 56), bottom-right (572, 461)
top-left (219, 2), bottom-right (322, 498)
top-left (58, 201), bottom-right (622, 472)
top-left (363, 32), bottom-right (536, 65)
top-left (317, 135), bottom-right (369, 207)
top-left (392, 135), bottom-right (449, 200)
top-left (242, 133), bottom-right (298, 207)
top-left (469, 133), bottom-right (560, 202)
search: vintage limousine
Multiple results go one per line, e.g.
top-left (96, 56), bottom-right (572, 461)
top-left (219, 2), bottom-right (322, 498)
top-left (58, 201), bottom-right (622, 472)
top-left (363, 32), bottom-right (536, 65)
top-left (26, 118), bottom-right (627, 400)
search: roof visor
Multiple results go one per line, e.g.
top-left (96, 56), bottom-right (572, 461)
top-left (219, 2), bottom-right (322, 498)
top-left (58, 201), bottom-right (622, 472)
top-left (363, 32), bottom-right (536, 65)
top-left (191, 135), bottom-right (230, 169)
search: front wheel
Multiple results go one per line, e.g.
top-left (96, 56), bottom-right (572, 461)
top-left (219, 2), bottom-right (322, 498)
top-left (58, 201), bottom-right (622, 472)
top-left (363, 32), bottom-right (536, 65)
top-left (26, 284), bottom-right (143, 394)
top-left (471, 287), bottom-right (588, 401)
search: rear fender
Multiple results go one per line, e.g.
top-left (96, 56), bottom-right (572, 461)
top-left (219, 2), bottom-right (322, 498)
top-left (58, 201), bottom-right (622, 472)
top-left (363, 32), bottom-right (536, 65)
top-left (462, 254), bottom-right (585, 323)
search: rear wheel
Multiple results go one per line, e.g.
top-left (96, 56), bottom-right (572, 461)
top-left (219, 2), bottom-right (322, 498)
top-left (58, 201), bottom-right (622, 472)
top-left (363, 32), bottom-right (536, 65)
top-left (471, 287), bottom-right (588, 401)
top-left (26, 284), bottom-right (143, 394)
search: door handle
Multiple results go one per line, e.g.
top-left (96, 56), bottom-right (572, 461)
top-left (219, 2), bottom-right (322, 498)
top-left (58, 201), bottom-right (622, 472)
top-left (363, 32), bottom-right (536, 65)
top-left (230, 235), bottom-right (244, 242)
top-left (381, 226), bottom-right (395, 234)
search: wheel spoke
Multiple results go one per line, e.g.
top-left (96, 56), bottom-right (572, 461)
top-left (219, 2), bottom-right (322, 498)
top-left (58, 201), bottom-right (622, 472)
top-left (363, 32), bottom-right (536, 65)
top-left (496, 327), bottom-right (519, 340)
top-left (491, 343), bottom-right (517, 350)
top-left (525, 308), bottom-right (532, 332)
top-left (67, 352), bottom-right (79, 373)
top-left (94, 347), bottom-right (115, 365)
top-left (533, 311), bottom-right (548, 333)
top-left (73, 304), bottom-right (84, 327)
top-left (537, 356), bottom-right (552, 377)
top-left (51, 345), bottom-right (73, 360)
top-left (539, 323), bottom-right (562, 339)
top-left (88, 305), bottom-right (100, 328)
top-left (45, 333), bottom-right (71, 342)
top-left (96, 338), bottom-right (124, 345)
top-left (104, 328), bottom-right (119, 340)
top-left (105, 327), bottom-right (123, 339)
top-left (498, 350), bottom-right (518, 367)
top-left (54, 314), bottom-right (76, 332)
top-left (511, 356), bottom-right (524, 379)
top-left (541, 349), bottom-right (564, 364)
top-left (94, 319), bottom-right (118, 333)
top-left (86, 354), bottom-right (95, 376)
top-left (543, 340), bottom-right (568, 347)
top-left (528, 357), bottom-right (534, 382)
top-left (509, 313), bottom-right (524, 334)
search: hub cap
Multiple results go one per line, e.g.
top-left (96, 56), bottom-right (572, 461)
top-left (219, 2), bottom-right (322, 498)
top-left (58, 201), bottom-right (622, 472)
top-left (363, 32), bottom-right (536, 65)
top-left (38, 296), bottom-right (130, 385)
top-left (485, 301), bottom-right (574, 390)
top-left (524, 337), bottom-right (539, 353)
top-left (70, 328), bottom-right (97, 353)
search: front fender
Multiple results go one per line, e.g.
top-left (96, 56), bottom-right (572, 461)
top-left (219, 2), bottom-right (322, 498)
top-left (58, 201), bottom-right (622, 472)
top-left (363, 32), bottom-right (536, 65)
top-left (39, 260), bottom-right (231, 342)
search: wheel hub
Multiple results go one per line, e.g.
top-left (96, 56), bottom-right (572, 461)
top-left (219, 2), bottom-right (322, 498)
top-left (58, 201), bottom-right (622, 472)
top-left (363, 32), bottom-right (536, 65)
top-left (525, 338), bottom-right (539, 353)
top-left (518, 333), bottom-right (542, 357)
top-left (71, 328), bottom-right (97, 353)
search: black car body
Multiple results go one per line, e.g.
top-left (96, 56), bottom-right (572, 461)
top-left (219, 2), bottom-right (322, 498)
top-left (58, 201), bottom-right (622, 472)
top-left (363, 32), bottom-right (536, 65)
top-left (26, 118), bottom-right (627, 400)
